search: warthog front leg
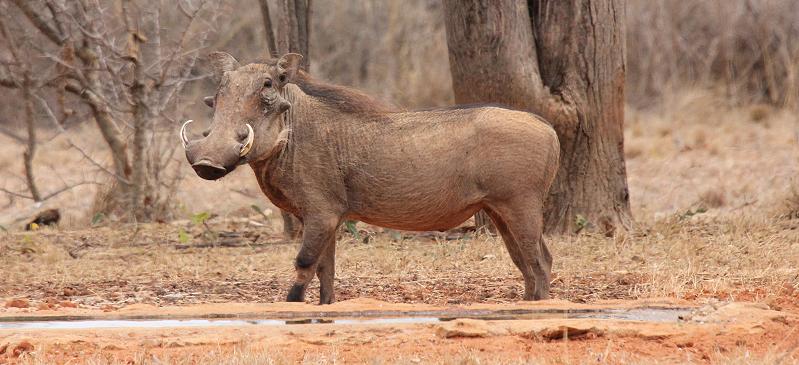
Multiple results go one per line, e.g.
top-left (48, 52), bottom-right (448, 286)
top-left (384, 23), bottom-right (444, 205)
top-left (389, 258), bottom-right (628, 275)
top-left (286, 215), bottom-right (339, 303)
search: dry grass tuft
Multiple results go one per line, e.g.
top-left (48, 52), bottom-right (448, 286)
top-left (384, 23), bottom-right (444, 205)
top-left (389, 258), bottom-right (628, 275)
top-left (778, 182), bottom-right (799, 220)
top-left (699, 189), bottom-right (726, 209)
top-left (18, 342), bottom-right (799, 365)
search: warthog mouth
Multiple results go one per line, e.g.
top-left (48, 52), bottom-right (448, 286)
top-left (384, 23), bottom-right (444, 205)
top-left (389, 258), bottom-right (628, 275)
top-left (191, 159), bottom-right (228, 180)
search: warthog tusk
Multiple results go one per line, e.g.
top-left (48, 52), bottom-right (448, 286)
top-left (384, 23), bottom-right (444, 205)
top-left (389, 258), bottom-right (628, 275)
top-left (240, 123), bottom-right (254, 157)
top-left (180, 120), bottom-right (193, 148)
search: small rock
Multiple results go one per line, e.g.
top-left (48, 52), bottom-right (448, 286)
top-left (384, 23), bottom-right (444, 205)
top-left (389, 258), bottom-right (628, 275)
top-left (436, 319), bottom-right (490, 338)
top-left (12, 341), bottom-right (34, 357)
top-left (481, 254), bottom-right (496, 260)
top-left (5, 298), bottom-right (29, 308)
top-left (140, 339), bottom-right (162, 348)
top-left (101, 304), bottom-right (117, 312)
top-left (535, 326), bottom-right (604, 341)
top-left (36, 303), bottom-right (53, 311)
top-left (162, 293), bottom-right (185, 301)
top-left (59, 300), bottom-right (78, 308)
top-left (63, 288), bottom-right (78, 297)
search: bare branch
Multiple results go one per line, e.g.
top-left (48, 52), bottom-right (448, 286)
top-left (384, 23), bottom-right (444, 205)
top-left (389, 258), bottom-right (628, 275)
top-left (9, 0), bottom-right (65, 45)
top-left (44, 1), bottom-right (66, 35)
top-left (33, 93), bottom-right (66, 132)
top-left (258, 0), bottom-right (278, 57)
top-left (159, 0), bottom-right (208, 85)
top-left (0, 187), bottom-right (33, 200)
top-left (33, 93), bottom-right (131, 185)
top-left (0, 180), bottom-right (100, 202)
top-left (70, 138), bottom-right (131, 184)
top-left (40, 181), bottom-right (101, 201)
top-left (0, 9), bottom-right (42, 201)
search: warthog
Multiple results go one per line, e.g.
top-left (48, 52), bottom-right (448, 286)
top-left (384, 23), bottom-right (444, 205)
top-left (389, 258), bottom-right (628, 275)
top-left (182, 52), bottom-right (560, 304)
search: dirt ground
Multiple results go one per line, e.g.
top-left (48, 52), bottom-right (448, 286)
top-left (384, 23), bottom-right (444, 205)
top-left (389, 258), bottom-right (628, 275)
top-left (1, 297), bottom-right (798, 364)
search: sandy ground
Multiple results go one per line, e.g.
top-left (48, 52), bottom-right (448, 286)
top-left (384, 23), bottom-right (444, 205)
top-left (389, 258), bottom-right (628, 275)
top-left (1, 298), bottom-right (797, 364)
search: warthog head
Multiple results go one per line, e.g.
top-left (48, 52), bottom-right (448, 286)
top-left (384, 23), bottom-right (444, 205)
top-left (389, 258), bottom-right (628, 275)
top-left (182, 52), bottom-right (302, 180)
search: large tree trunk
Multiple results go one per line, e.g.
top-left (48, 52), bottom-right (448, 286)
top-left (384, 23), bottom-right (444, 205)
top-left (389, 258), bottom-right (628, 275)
top-left (443, 0), bottom-right (632, 234)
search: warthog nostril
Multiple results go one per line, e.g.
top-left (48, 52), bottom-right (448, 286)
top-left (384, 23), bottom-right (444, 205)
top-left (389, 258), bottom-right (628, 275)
top-left (191, 159), bottom-right (227, 180)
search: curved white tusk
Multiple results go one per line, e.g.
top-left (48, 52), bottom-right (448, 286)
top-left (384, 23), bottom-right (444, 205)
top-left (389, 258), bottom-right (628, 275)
top-left (180, 120), bottom-right (193, 149)
top-left (240, 123), bottom-right (255, 157)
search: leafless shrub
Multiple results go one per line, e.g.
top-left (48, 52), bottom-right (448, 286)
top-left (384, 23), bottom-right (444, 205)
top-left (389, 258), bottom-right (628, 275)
top-left (778, 182), bottom-right (799, 220)
top-left (627, 0), bottom-right (799, 109)
top-left (217, 0), bottom-right (454, 109)
top-left (0, 0), bottom-right (221, 222)
top-left (309, 0), bottom-right (453, 108)
top-left (699, 189), bottom-right (726, 209)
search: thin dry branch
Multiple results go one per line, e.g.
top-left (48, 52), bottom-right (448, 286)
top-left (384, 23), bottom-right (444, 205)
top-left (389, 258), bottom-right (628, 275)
top-left (34, 93), bottom-right (131, 185)
top-left (9, 0), bottom-right (65, 45)
top-left (258, 0), bottom-right (278, 57)
top-left (0, 181), bottom-right (100, 202)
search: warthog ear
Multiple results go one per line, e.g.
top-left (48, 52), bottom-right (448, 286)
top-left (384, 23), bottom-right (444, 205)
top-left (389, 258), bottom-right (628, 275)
top-left (276, 53), bottom-right (303, 84)
top-left (208, 52), bottom-right (240, 83)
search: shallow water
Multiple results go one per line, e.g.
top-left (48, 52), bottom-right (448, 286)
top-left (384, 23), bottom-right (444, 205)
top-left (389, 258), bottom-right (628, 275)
top-left (0, 307), bottom-right (692, 330)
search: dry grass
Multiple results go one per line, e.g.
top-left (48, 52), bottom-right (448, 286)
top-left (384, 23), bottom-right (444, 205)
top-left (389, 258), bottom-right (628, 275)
top-left (624, 89), bottom-right (798, 219)
top-left (1, 210), bottom-right (796, 309)
top-left (18, 343), bottom-right (799, 365)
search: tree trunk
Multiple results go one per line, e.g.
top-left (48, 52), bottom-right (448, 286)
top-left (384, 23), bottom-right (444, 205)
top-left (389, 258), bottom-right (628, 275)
top-left (22, 79), bottom-right (42, 202)
top-left (257, 0), bottom-right (279, 57)
top-left (275, 0), bottom-right (311, 70)
top-left (443, 0), bottom-right (632, 234)
top-left (261, 0), bottom-right (311, 239)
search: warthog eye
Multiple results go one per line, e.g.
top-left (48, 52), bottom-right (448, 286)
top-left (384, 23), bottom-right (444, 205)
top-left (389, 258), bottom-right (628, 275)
top-left (264, 79), bottom-right (273, 88)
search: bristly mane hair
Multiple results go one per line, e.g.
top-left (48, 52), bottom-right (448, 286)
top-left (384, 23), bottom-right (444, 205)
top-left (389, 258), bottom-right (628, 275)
top-left (255, 58), bottom-right (396, 114)
top-left (294, 71), bottom-right (397, 114)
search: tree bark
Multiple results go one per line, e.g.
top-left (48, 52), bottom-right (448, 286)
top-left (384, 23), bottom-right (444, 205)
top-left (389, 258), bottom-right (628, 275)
top-left (275, 0), bottom-right (311, 70)
top-left (262, 0), bottom-right (311, 239)
top-left (443, 0), bottom-right (632, 234)
top-left (257, 0), bottom-right (279, 57)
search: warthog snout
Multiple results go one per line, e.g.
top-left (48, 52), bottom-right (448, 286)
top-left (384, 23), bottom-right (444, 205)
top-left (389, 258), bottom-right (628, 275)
top-left (181, 120), bottom-right (254, 180)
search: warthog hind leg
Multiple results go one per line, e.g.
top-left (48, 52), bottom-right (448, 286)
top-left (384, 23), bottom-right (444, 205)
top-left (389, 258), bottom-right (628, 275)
top-left (484, 207), bottom-right (536, 298)
top-left (486, 197), bottom-right (551, 300)
top-left (316, 242), bottom-right (336, 304)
